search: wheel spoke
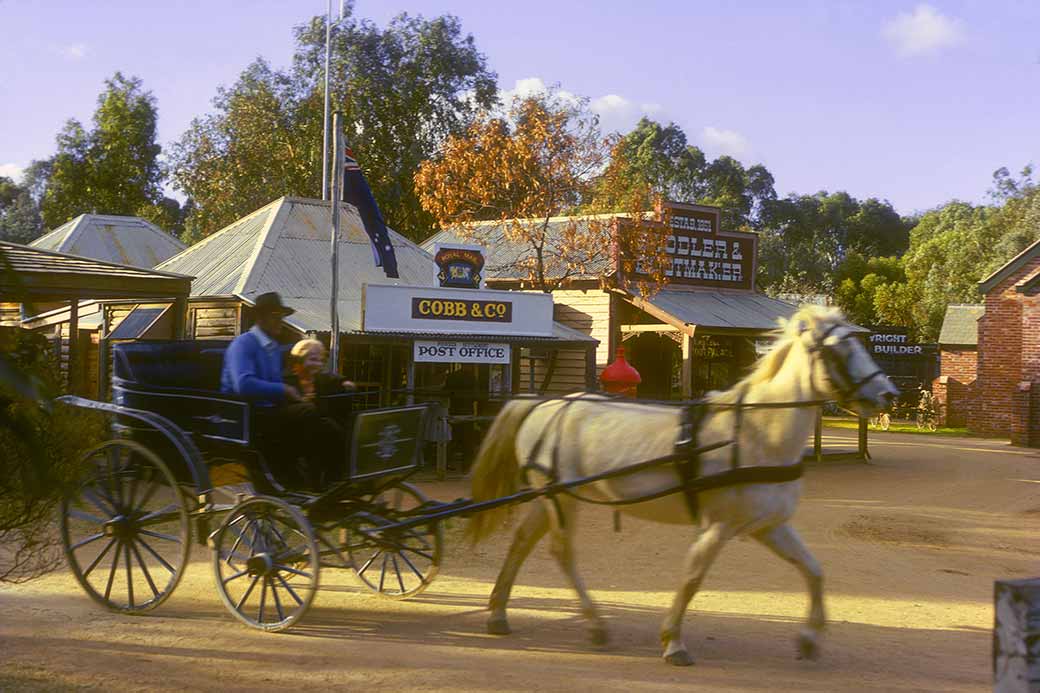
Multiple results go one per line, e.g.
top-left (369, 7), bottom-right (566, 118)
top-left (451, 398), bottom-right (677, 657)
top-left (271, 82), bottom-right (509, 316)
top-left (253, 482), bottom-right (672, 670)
top-left (134, 477), bottom-right (163, 512)
top-left (357, 550), bottom-right (382, 576)
top-left (398, 550), bottom-right (426, 582)
top-left (236, 574), bottom-right (261, 610)
top-left (139, 529), bottom-right (180, 544)
top-left (71, 532), bottom-right (106, 551)
top-left (378, 553), bottom-right (389, 592)
top-left (136, 503), bottom-right (182, 525)
top-left (81, 487), bottom-right (116, 516)
top-left (258, 577), bottom-right (268, 623)
top-left (124, 542), bottom-right (135, 608)
top-left (104, 541), bottom-right (121, 601)
top-left (392, 555), bottom-right (406, 593)
top-left (68, 509), bottom-right (106, 525)
top-left (273, 564), bottom-right (312, 579)
top-left (137, 536), bottom-right (176, 575)
top-left (398, 545), bottom-right (434, 562)
top-left (130, 541), bottom-right (160, 598)
top-left (275, 573), bottom-right (303, 606)
top-left (221, 567), bottom-right (250, 585)
top-left (83, 537), bottom-right (118, 578)
top-left (270, 577), bottom-right (285, 622)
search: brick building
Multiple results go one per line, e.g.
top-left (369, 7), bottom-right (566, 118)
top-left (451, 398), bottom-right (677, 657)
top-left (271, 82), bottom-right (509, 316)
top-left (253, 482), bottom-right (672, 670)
top-left (933, 304), bottom-right (982, 427)
top-left (974, 238), bottom-right (1040, 444)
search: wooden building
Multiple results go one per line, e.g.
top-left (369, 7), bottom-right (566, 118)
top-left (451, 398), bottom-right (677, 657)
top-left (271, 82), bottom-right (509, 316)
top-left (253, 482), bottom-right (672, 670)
top-left (424, 201), bottom-right (798, 399)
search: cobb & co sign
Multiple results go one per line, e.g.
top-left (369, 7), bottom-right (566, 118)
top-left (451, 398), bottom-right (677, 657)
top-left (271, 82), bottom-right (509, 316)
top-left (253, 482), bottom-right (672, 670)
top-left (868, 328), bottom-right (935, 358)
top-left (362, 284), bottom-right (553, 337)
top-left (627, 202), bottom-right (756, 291)
top-left (433, 243), bottom-right (485, 289)
top-left (414, 341), bottom-right (511, 364)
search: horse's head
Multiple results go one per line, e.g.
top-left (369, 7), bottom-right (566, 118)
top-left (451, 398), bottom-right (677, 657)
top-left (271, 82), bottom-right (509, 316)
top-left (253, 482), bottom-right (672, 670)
top-left (792, 307), bottom-right (899, 416)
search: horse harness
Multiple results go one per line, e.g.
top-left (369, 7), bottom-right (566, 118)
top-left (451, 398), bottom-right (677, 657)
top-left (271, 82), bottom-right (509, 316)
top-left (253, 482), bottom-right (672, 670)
top-left (518, 393), bottom-right (805, 523)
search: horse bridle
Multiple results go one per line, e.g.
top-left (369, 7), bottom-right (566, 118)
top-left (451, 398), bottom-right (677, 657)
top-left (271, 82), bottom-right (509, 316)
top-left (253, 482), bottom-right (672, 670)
top-left (807, 322), bottom-right (888, 404)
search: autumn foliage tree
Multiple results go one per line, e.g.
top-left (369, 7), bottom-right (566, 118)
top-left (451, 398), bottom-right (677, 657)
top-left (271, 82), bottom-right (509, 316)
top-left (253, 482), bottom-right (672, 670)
top-left (416, 92), bottom-right (670, 293)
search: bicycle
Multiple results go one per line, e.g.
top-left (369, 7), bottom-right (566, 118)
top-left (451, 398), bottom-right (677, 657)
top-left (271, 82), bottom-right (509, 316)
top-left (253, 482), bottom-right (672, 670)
top-left (870, 412), bottom-right (891, 431)
top-left (915, 408), bottom-right (937, 432)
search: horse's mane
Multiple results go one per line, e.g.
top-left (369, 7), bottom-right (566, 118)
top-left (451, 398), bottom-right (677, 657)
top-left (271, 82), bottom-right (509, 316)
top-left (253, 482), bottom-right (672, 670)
top-left (707, 304), bottom-right (846, 404)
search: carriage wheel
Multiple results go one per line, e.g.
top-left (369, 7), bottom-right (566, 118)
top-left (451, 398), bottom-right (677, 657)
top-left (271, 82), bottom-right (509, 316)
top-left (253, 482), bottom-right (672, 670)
top-left (211, 496), bottom-right (320, 632)
top-left (60, 440), bottom-right (191, 614)
top-left (346, 482), bottom-right (443, 600)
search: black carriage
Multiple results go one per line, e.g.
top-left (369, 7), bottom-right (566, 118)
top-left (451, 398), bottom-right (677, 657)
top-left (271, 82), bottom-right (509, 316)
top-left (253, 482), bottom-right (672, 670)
top-left (59, 340), bottom-right (443, 631)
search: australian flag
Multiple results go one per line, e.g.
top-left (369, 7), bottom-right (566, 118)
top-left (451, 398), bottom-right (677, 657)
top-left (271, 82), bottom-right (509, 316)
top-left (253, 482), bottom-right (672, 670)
top-left (342, 145), bottom-right (399, 278)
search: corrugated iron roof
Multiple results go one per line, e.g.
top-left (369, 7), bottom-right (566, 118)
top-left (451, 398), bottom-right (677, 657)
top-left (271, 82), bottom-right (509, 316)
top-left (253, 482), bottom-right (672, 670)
top-left (632, 288), bottom-right (798, 331)
top-left (31, 214), bottom-right (184, 268)
top-left (422, 215), bottom-right (620, 281)
top-left (938, 304), bottom-right (983, 346)
top-left (0, 241), bottom-right (192, 301)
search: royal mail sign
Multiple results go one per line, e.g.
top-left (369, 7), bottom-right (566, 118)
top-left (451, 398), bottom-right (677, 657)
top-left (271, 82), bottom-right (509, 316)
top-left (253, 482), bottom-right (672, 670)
top-left (414, 341), bottom-right (511, 364)
top-left (362, 284), bottom-right (553, 337)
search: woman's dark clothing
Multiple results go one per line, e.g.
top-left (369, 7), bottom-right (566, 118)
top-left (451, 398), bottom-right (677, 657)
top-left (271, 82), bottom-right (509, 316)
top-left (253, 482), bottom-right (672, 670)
top-left (261, 372), bottom-right (352, 491)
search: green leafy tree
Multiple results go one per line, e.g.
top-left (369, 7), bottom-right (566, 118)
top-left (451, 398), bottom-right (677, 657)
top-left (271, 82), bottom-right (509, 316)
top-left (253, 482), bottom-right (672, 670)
top-left (40, 73), bottom-right (164, 228)
top-left (757, 191), bottom-right (910, 293)
top-left (590, 118), bottom-right (776, 230)
top-left (833, 253), bottom-right (905, 327)
top-left (171, 4), bottom-right (497, 241)
top-left (0, 177), bottom-right (44, 244)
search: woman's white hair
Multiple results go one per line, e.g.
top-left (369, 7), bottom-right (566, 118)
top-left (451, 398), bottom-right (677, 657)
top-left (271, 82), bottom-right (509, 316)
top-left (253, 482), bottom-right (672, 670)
top-left (289, 338), bottom-right (325, 363)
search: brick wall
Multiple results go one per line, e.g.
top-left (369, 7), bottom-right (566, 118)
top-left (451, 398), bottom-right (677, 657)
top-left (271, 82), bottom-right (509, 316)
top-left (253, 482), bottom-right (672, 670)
top-left (940, 347), bottom-right (977, 384)
top-left (974, 255), bottom-right (1040, 439)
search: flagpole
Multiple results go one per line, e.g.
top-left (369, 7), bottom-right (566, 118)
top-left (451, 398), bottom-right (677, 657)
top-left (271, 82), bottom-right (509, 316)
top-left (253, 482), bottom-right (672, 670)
top-left (321, 0), bottom-right (332, 200)
top-left (329, 112), bottom-right (344, 373)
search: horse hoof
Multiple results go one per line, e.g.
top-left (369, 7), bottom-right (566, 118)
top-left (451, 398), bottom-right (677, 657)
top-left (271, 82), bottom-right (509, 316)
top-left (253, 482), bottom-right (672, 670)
top-left (797, 633), bottom-right (820, 660)
top-left (589, 627), bottom-right (610, 648)
top-left (664, 650), bottom-right (695, 667)
top-left (487, 618), bottom-right (511, 636)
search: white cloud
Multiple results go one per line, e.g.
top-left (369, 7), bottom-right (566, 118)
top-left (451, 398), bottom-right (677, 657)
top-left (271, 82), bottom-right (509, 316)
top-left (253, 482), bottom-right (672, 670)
top-left (498, 78), bottom-right (662, 134)
top-left (0, 163), bottom-right (23, 182)
top-left (882, 5), bottom-right (964, 57)
top-left (56, 43), bottom-right (88, 61)
top-left (699, 127), bottom-right (752, 159)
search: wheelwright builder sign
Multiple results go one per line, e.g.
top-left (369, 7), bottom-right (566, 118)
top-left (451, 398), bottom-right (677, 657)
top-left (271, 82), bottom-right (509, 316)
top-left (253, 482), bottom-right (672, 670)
top-left (362, 284), bottom-right (553, 336)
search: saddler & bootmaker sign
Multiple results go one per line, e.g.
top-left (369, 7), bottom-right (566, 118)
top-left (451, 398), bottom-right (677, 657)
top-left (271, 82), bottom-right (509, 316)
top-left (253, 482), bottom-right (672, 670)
top-left (362, 284), bottom-right (553, 337)
top-left (622, 203), bottom-right (756, 290)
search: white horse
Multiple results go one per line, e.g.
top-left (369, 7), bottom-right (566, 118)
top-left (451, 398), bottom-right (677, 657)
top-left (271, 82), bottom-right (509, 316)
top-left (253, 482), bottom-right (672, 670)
top-left (467, 306), bottom-right (898, 666)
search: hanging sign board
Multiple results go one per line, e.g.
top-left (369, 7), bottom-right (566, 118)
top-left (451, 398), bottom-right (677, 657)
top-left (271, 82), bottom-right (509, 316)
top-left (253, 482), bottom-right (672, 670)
top-left (624, 202), bottom-right (756, 291)
top-left (362, 284), bottom-right (554, 337)
top-left (433, 243), bottom-right (485, 289)
top-left (414, 341), bottom-right (511, 364)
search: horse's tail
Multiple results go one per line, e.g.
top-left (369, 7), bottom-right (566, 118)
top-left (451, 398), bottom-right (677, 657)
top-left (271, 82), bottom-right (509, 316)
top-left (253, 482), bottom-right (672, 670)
top-left (466, 398), bottom-right (541, 545)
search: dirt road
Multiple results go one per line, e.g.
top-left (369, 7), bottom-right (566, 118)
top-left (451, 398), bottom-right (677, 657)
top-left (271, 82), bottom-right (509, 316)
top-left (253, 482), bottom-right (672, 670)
top-left (3, 429), bottom-right (1039, 691)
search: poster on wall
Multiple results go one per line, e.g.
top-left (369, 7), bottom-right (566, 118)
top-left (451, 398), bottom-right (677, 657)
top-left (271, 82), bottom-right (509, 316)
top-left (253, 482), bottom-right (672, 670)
top-left (414, 341), bottom-right (511, 364)
top-left (433, 243), bottom-right (485, 289)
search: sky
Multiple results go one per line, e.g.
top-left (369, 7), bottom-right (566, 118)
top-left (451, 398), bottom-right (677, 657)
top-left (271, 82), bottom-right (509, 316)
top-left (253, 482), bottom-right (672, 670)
top-left (1, 0), bottom-right (1038, 216)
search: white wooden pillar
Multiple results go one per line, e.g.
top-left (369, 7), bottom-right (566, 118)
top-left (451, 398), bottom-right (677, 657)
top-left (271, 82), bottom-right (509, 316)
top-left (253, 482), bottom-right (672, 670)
top-left (681, 326), bottom-right (696, 399)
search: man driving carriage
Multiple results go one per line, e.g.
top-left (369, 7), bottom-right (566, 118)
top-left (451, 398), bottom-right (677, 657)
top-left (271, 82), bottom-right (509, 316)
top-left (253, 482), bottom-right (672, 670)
top-left (220, 292), bottom-right (354, 490)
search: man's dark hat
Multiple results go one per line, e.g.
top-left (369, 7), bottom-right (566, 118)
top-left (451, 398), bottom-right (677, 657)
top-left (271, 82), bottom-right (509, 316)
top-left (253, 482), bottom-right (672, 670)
top-left (254, 292), bottom-right (294, 317)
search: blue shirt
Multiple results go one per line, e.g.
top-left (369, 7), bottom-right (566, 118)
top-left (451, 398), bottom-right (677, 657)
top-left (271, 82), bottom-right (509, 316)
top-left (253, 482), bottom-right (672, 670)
top-left (220, 326), bottom-right (285, 406)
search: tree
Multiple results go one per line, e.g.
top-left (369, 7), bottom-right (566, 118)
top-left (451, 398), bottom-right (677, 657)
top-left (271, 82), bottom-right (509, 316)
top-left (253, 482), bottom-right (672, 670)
top-left (171, 5), bottom-right (497, 241)
top-left (756, 191), bottom-right (910, 293)
top-left (416, 92), bottom-right (617, 291)
top-left (0, 177), bottom-right (44, 244)
top-left (590, 118), bottom-right (776, 230)
top-left (833, 253), bottom-right (905, 327)
top-left (40, 73), bottom-right (164, 229)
